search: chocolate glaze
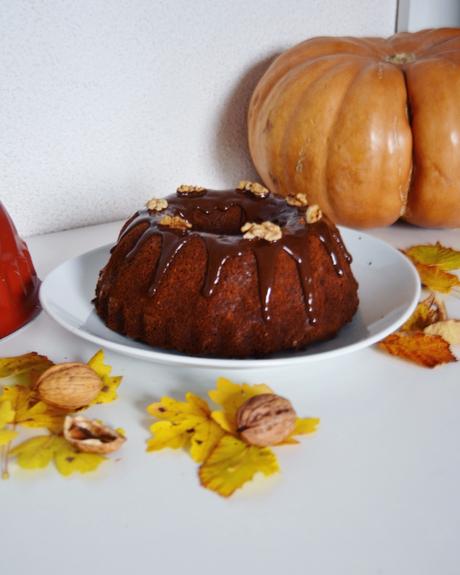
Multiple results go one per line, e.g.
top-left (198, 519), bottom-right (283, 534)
top-left (117, 189), bottom-right (352, 322)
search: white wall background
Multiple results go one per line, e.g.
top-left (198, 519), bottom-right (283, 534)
top-left (398, 0), bottom-right (460, 31)
top-left (1, 0), bottom-right (398, 236)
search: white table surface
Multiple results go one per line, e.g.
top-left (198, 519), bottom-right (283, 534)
top-left (1, 220), bottom-right (459, 575)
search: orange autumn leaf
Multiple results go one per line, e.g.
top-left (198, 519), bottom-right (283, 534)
top-left (400, 294), bottom-right (447, 332)
top-left (379, 333), bottom-right (456, 368)
top-left (404, 242), bottom-right (460, 271)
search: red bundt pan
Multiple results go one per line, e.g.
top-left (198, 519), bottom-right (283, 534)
top-left (0, 202), bottom-right (41, 339)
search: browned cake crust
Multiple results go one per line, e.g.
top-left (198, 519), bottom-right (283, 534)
top-left (94, 185), bottom-right (359, 358)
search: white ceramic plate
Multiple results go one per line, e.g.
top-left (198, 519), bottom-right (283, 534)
top-left (40, 229), bottom-right (420, 369)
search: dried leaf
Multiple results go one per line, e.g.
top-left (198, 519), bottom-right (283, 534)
top-left (412, 262), bottom-right (460, 294)
top-left (199, 435), bottom-right (279, 497)
top-left (0, 428), bottom-right (19, 446)
top-left (10, 435), bottom-right (106, 475)
top-left (0, 386), bottom-right (65, 433)
top-left (146, 421), bottom-right (189, 452)
top-left (424, 320), bottom-right (460, 345)
top-left (292, 417), bottom-right (321, 436)
top-left (405, 242), bottom-right (460, 271)
top-left (0, 353), bottom-right (53, 380)
top-left (147, 392), bottom-right (224, 463)
top-left (87, 350), bottom-right (122, 404)
top-left (209, 377), bottom-right (273, 434)
top-left (379, 333), bottom-right (456, 368)
top-left (401, 294), bottom-right (447, 332)
top-left (0, 400), bottom-right (15, 427)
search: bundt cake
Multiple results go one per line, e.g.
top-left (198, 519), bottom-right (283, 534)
top-left (0, 202), bottom-right (40, 339)
top-left (94, 182), bottom-right (359, 357)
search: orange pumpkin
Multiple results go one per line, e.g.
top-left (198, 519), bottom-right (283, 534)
top-left (248, 28), bottom-right (460, 228)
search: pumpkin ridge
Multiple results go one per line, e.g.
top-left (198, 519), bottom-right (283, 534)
top-left (323, 62), bottom-right (374, 220)
top-left (262, 57), bottom-right (348, 194)
top-left (418, 30), bottom-right (460, 55)
top-left (348, 36), bottom-right (387, 58)
top-left (252, 57), bottom-right (346, 189)
top-left (403, 53), bottom-right (460, 226)
top-left (280, 59), bottom-right (363, 212)
top-left (397, 64), bottom-right (412, 218)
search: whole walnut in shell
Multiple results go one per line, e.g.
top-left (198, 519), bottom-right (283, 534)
top-left (236, 393), bottom-right (297, 447)
top-left (35, 362), bottom-right (102, 411)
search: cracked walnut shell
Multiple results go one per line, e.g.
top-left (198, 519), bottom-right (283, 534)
top-left (35, 363), bottom-right (102, 411)
top-left (64, 415), bottom-right (126, 454)
top-left (236, 393), bottom-right (297, 447)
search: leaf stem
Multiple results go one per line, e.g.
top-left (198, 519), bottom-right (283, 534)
top-left (1, 423), bottom-right (17, 480)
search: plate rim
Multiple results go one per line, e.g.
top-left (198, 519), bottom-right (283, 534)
top-left (39, 229), bottom-right (421, 369)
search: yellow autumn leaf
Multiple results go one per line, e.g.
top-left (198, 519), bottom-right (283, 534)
top-left (0, 353), bottom-right (53, 379)
top-left (379, 332), bottom-right (456, 368)
top-left (278, 417), bottom-right (321, 445)
top-left (10, 435), bottom-right (106, 475)
top-left (405, 242), bottom-right (460, 271)
top-left (10, 435), bottom-right (57, 468)
top-left (0, 386), bottom-right (65, 433)
top-left (53, 438), bottom-right (106, 476)
top-left (147, 392), bottom-right (224, 463)
top-left (199, 435), bottom-right (280, 497)
top-left (401, 293), bottom-right (447, 332)
top-left (0, 400), bottom-right (15, 427)
top-left (147, 421), bottom-right (189, 452)
top-left (0, 428), bottom-right (19, 446)
top-left (292, 417), bottom-right (320, 436)
top-left (412, 262), bottom-right (460, 294)
top-left (148, 392), bottom-right (210, 421)
top-left (424, 320), bottom-right (460, 345)
top-left (87, 349), bottom-right (122, 404)
top-left (189, 419), bottom-right (226, 463)
top-left (0, 400), bottom-right (18, 446)
top-left (209, 377), bottom-right (273, 434)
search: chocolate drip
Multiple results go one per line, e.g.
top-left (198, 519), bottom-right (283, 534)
top-left (146, 231), bottom-right (191, 297)
top-left (117, 189), bottom-right (352, 323)
top-left (200, 235), bottom-right (245, 297)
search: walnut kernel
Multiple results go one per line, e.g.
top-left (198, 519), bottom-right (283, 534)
top-left (159, 215), bottom-right (192, 230)
top-left (236, 393), bottom-right (297, 447)
top-left (305, 204), bottom-right (322, 223)
top-left (237, 181), bottom-right (270, 198)
top-left (241, 221), bottom-right (282, 242)
top-left (286, 193), bottom-right (308, 207)
top-left (146, 198), bottom-right (168, 212)
top-left (176, 184), bottom-right (206, 196)
top-left (63, 415), bottom-right (126, 454)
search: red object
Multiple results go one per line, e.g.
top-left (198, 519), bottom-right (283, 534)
top-left (0, 202), bottom-right (40, 338)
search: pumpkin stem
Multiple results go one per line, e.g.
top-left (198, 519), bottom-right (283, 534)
top-left (384, 52), bottom-right (416, 65)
